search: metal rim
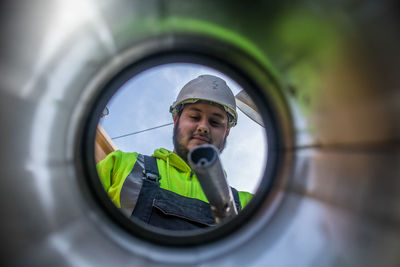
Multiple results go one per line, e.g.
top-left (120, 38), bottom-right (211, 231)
top-left (74, 33), bottom-right (293, 261)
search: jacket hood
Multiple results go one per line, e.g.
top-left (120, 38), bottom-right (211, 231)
top-left (152, 148), bottom-right (191, 173)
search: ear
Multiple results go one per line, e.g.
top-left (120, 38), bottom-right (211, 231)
top-left (173, 115), bottom-right (179, 124)
top-left (225, 128), bottom-right (230, 137)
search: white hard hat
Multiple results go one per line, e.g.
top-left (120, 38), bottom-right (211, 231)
top-left (170, 75), bottom-right (238, 127)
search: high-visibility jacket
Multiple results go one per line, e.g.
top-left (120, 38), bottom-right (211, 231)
top-left (97, 148), bottom-right (253, 210)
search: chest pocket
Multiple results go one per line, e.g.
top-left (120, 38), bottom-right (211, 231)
top-left (150, 187), bottom-right (216, 230)
top-left (131, 179), bottom-right (216, 230)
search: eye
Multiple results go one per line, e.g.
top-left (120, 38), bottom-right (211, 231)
top-left (210, 120), bottom-right (221, 127)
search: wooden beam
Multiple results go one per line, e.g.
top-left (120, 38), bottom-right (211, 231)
top-left (95, 124), bottom-right (117, 164)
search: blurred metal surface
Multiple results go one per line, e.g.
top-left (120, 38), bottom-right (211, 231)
top-left (0, 0), bottom-right (399, 266)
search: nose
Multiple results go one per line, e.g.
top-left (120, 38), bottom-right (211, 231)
top-left (197, 119), bottom-right (210, 134)
top-left (198, 127), bottom-right (209, 134)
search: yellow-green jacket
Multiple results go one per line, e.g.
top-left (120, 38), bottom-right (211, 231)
top-left (97, 148), bottom-right (253, 209)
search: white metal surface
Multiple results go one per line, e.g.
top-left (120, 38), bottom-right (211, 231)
top-left (1, 0), bottom-right (399, 266)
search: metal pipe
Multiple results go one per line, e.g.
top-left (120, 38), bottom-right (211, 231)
top-left (188, 144), bottom-right (238, 223)
top-left (2, 0), bottom-right (400, 266)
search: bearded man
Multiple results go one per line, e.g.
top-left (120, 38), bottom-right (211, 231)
top-left (97, 74), bottom-right (253, 230)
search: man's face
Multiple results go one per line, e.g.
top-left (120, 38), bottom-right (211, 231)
top-left (173, 102), bottom-right (230, 162)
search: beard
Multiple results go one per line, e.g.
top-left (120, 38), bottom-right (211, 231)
top-left (173, 117), bottom-right (227, 163)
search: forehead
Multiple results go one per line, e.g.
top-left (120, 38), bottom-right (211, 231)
top-left (182, 102), bottom-right (227, 118)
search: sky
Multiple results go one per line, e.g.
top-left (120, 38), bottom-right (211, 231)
top-left (99, 63), bottom-right (267, 193)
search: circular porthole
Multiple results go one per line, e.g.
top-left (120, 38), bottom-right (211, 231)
top-left (76, 34), bottom-right (291, 253)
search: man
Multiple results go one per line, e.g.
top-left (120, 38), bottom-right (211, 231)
top-left (97, 74), bottom-right (253, 230)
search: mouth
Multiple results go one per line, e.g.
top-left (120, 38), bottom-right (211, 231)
top-left (191, 135), bottom-right (210, 143)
